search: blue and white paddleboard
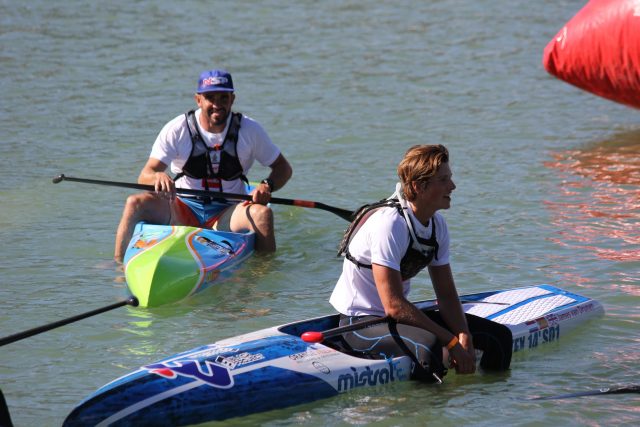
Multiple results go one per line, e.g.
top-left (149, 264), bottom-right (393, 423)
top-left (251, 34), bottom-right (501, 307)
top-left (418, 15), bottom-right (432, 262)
top-left (63, 284), bottom-right (603, 426)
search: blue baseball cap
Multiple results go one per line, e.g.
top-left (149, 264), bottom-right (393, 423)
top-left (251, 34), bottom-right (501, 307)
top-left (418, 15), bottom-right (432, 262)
top-left (197, 69), bottom-right (234, 93)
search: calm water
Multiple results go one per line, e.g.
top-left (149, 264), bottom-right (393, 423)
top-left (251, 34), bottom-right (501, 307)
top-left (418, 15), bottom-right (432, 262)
top-left (1, 0), bottom-right (639, 425)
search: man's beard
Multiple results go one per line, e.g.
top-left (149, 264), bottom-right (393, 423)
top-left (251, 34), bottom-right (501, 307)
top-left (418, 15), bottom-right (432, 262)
top-left (207, 109), bottom-right (228, 127)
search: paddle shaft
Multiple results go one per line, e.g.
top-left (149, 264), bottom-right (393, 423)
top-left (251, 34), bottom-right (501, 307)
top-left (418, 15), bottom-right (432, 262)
top-left (301, 300), bottom-right (510, 343)
top-left (532, 385), bottom-right (640, 400)
top-left (301, 316), bottom-right (392, 343)
top-left (53, 174), bottom-right (354, 221)
top-left (0, 297), bottom-right (138, 347)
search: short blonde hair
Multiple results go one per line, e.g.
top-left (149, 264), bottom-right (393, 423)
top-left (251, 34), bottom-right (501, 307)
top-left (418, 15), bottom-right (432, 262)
top-left (397, 144), bottom-right (449, 201)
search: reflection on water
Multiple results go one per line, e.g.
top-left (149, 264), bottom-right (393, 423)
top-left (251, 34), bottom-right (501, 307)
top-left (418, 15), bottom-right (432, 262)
top-left (541, 265), bottom-right (602, 291)
top-left (545, 129), bottom-right (640, 183)
top-left (543, 129), bottom-right (640, 270)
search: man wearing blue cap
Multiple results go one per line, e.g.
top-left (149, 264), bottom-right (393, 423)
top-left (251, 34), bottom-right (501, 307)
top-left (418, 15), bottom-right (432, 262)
top-left (114, 69), bottom-right (292, 262)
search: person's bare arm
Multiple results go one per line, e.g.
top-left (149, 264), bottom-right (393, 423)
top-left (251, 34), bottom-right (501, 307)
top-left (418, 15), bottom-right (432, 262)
top-left (252, 153), bottom-right (292, 204)
top-left (138, 158), bottom-right (175, 198)
top-left (430, 264), bottom-right (476, 373)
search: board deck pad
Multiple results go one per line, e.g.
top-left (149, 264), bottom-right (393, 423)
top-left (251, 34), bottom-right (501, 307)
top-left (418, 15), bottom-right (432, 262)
top-left (465, 286), bottom-right (581, 324)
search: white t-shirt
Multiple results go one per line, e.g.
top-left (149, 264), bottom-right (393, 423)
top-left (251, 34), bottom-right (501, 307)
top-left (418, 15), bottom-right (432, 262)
top-left (150, 109), bottom-right (281, 194)
top-left (329, 206), bottom-right (450, 316)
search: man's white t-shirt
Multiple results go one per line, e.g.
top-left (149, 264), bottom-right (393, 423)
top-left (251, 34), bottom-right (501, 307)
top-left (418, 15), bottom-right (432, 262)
top-left (150, 109), bottom-right (280, 194)
top-left (330, 206), bottom-right (450, 317)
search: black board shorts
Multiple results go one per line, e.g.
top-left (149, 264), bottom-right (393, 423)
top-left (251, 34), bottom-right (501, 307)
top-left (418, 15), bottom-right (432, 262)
top-left (338, 313), bottom-right (445, 382)
top-left (336, 310), bottom-right (512, 383)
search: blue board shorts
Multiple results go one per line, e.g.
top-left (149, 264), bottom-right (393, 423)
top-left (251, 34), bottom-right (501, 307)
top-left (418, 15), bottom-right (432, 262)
top-left (174, 197), bottom-right (234, 229)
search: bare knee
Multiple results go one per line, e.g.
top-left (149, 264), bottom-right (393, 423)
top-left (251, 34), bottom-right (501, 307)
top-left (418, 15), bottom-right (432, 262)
top-left (122, 193), bottom-right (170, 224)
top-left (248, 204), bottom-right (274, 230)
top-left (123, 193), bottom-right (146, 214)
top-left (233, 204), bottom-right (275, 252)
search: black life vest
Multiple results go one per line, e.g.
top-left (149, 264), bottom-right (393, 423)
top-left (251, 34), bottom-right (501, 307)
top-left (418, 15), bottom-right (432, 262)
top-left (337, 198), bottom-right (439, 281)
top-left (174, 110), bottom-right (247, 191)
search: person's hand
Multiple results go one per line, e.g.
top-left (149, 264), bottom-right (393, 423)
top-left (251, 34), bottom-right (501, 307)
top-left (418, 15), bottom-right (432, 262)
top-left (153, 172), bottom-right (176, 200)
top-left (250, 182), bottom-right (272, 205)
top-left (448, 334), bottom-right (476, 374)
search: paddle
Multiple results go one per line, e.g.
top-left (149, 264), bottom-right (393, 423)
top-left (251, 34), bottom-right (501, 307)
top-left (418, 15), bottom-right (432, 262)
top-left (0, 389), bottom-right (13, 427)
top-left (0, 297), bottom-right (139, 347)
top-left (301, 315), bottom-right (391, 343)
top-left (300, 299), bottom-right (509, 343)
top-left (52, 174), bottom-right (355, 221)
top-left (531, 385), bottom-right (640, 400)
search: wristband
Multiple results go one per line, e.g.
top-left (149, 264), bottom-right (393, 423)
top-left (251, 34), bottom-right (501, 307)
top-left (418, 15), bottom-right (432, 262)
top-left (445, 336), bottom-right (459, 350)
top-left (261, 178), bottom-right (274, 192)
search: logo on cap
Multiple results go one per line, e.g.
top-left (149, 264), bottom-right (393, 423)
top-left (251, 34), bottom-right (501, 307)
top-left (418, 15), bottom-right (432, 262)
top-left (202, 76), bottom-right (229, 86)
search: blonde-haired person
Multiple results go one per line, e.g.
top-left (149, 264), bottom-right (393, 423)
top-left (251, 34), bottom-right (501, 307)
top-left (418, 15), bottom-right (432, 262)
top-left (331, 144), bottom-right (510, 382)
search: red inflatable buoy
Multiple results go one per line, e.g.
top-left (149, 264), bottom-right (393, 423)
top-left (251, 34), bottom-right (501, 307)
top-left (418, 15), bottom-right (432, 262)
top-left (543, 0), bottom-right (640, 109)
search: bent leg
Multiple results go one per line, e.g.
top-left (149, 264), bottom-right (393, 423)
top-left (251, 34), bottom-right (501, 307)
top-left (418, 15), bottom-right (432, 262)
top-left (114, 192), bottom-right (171, 263)
top-left (217, 203), bottom-right (275, 252)
top-left (338, 316), bottom-right (445, 382)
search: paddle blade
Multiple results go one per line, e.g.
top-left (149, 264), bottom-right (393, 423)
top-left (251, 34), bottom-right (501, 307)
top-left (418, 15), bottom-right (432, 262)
top-left (301, 331), bottom-right (325, 343)
top-left (0, 388), bottom-right (13, 427)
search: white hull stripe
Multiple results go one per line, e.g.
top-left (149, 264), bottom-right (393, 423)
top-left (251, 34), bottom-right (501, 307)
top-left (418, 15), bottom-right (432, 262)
top-left (96, 381), bottom-right (203, 427)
